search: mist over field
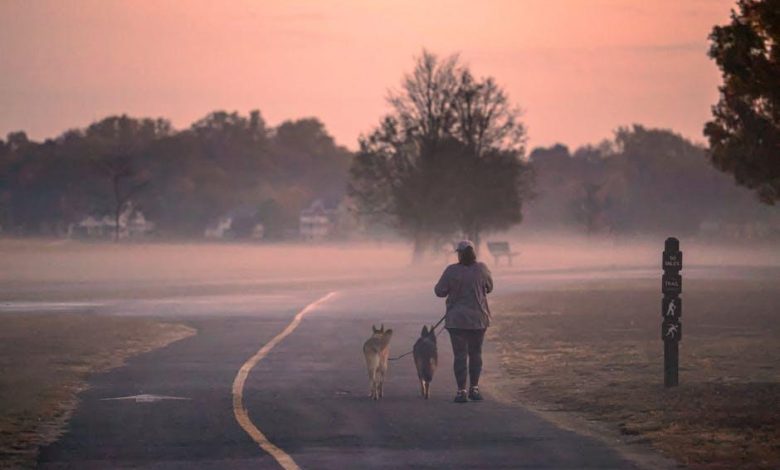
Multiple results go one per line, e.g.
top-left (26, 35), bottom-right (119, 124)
top-left (1, 235), bottom-right (777, 304)
top-left (1, 1), bottom-right (779, 468)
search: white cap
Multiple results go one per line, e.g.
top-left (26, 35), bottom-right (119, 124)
top-left (455, 240), bottom-right (475, 252)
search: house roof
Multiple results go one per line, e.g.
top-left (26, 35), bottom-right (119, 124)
top-left (300, 199), bottom-right (335, 216)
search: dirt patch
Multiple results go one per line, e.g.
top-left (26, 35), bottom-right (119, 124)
top-left (0, 314), bottom-right (195, 469)
top-left (491, 278), bottom-right (780, 469)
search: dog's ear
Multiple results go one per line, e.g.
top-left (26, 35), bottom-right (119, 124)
top-left (421, 325), bottom-right (429, 337)
top-left (380, 323), bottom-right (384, 332)
top-left (384, 328), bottom-right (393, 337)
top-left (372, 324), bottom-right (378, 334)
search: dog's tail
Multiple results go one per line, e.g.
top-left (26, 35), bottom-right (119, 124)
top-left (415, 357), bottom-right (435, 382)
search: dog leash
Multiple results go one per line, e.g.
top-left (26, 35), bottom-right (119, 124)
top-left (388, 313), bottom-right (447, 361)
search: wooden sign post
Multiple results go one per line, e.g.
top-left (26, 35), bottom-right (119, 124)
top-left (662, 237), bottom-right (682, 387)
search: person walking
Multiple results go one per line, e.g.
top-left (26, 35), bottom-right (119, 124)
top-left (434, 240), bottom-right (494, 403)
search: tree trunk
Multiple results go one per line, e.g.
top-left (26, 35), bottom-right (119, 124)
top-left (411, 231), bottom-right (427, 264)
top-left (114, 204), bottom-right (120, 242)
top-left (113, 176), bottom-right (121, 242)
top-left (472, 230), bottom-right (481, 257)
top-left (465, 225), bottom-right (481, 257)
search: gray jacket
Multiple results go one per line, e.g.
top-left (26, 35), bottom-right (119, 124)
top-left (434, 262), bottom-right (493, 329)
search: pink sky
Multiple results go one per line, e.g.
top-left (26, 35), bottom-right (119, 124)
top-left (0, 0), bottom-right (735, 151)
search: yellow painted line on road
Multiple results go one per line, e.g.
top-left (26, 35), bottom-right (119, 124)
top-left (232, 291), bottom-right (339, 470)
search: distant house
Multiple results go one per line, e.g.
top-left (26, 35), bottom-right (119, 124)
top-left (204, 216), bottom-right (233, 239)
top-left (205, 206), bottom-right (265, 240)
top-left (70, 203), bottom-right (154, 239)
top-left (75, 216), bottom-right (105, 237)
top-left (251, 223), bottom-right (265, 240)
top-left (299, 199), bottom-right (335, 241)
top-left (126, 211), bottom-right (155, 237)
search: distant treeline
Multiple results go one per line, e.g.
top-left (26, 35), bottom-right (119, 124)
top-left (524, 125), bottom-right (777, 238)
top-left (0, 113), bottom-right (775, 240)
top-left (0, 111), bottom-right (351, 238)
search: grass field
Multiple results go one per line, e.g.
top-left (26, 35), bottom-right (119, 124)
top-left (2, 238), bottom-right (778, 468)
top-left (0, 314), bottom-right (194, 469)
top-left (491, 278), bottom-right (780, 469)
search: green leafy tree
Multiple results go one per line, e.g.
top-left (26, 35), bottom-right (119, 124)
top-left (0, 109), bottom-right (350, 239)
top-left (351, 52), bottom-right (461, 258)
top-left (705, 0), bottom-right (780, 204)
top-left (449, 69), bottom-right (530, 247)
top-left (351, 116), bottom-right (454, 258)
top-left (350, 51), bottom-right (530, 259)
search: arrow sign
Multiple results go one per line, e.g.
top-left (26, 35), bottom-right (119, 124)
top-left (100, 394), bottom-right (191, 403)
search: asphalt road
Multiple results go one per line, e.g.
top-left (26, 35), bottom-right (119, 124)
top-left (38, 280), bottom-right (642, 469)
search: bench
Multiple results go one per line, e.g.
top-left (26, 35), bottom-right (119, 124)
top-left (486, 241), bottom-right (519, 266)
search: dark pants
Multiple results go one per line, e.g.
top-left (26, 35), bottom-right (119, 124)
top-left (447, 328), bottom-right (486, 390)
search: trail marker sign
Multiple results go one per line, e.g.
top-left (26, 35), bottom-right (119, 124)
top-left (662, 251), bottom-right (683, 272)
top-left (662, 297), bottom-right (682, 321)
top-left (661, 274), bottom-right (682, 296)
top-left (662, 237), bottom-right (682, 387)
top-left (662, 320), bottom-right (683, 341)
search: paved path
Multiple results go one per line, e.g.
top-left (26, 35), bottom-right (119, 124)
top-left (39, 282), bottom-right (640, 469)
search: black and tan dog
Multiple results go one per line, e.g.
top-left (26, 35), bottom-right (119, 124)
top-left (413, 325), bottom-right (438, 399)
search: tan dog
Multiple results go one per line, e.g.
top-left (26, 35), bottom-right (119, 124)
top-left (363, 324), bottom-right (393, 400)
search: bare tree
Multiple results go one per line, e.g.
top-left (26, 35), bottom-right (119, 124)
top-left (453, 70), bottom-right (526, 157)
top-left (84, 116), bottom-right (166, 241)
top-left (388, 50), bottom-right (460, 150)
top-left (93, 153), bottom-right (148, 241)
